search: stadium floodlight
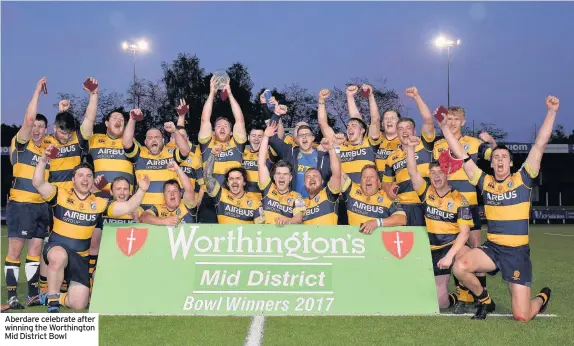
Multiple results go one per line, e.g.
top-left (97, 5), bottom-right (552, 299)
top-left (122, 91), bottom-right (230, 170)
top-left (434, 35), bottom-right (461, 107)
top-left (122, 39), bottom-right (150, 108)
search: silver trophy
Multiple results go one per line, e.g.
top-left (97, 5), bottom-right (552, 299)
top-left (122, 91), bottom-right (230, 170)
top-left (213, 70), bottom-right (230, 100)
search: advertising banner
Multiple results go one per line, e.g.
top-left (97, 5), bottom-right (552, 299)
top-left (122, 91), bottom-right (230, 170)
top-left (90, 224), bottom-right (439, 316)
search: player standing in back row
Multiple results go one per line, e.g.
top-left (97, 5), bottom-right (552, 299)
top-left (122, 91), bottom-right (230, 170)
top-left (441, 96), bottom-right (559, 321)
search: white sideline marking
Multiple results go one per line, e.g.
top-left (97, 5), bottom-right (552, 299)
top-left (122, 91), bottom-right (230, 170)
top-left (545, 233), bottom-right (574, 237)
top-left (440, 313), bottom-right (557, 318)
top-left (244, 315), bottom-right (265, 346)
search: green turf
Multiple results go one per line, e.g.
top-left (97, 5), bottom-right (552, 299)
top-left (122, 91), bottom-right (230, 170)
top-left (2, 225), bottom-right (574, 345)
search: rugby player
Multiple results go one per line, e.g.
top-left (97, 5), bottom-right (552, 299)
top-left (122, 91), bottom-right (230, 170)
top-left (139, 161), bottom-right (198, 225)
top-left (204, 145), bottom-right (264, 224)
top-left (88, 107), bottom-right (136, 197)
top-left (122, 110), bottom-right (190, 209)
top-left (405, 136), bottom-right (473, 309)
top-left (197, 78), bottom-right (248, 223)
top-left (382, 89), bottom-right (436, 226)
top-left (432, 106), bottom-right (497, 308)
top-left (303, 137), bottom-right (342, 225)
top-left (258, 123), bottom-right (306, 225)
top-left (32, 146), bottom-right (150, 312)
top-left (441, 96), bottom-right (559, 321)
top-left (341, 164), bottom-right (407, 233)
top-left (5, 77), bottom-right (50, 309)
top-left (376, 109), bottom-right (401, 179)
top-left (242, 126), bottom-right (278, 197)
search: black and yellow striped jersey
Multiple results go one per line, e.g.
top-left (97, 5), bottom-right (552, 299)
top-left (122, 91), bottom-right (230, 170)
top-left (167, 142), bottom-right (203, 194)
top-left (9, 134), bottom-right (50, 203)
top-left (416, 181), bottom-right (473, 250)
top-left (339, 137), bottom-right (382, 183)
top-left (433, 136), bottom-right (492, 205)
top-left (125, 144), bottom-right (186, 208)
top-left (303, 183), bottom-right (340, 225)
top-left (100, 207), bottom-right (143, 226)
top-left (258, 178), bottom-right (305, 224)
top-left (145, 201), bottom-right (197, 224)
top-left (208, 182), bottom-right (263, 224)
top-left (43, 128), bottom-right (89, 191)
top-left (471, 163), bottom-right (536, 247)
top-left (376, 135), bottom-right (400, 179)
top-left (342, 178), bottom-right (406, 226)
top-left (242, 146), bottom-right (275, 195)
top-left (88, 134), bottom-right (136, 194)
top-left (383, 133), bottom-right (435, 205)
top-left (44, 186), bottom-right (111, 257)
top-left (199, 136), bottom-right (246, 186)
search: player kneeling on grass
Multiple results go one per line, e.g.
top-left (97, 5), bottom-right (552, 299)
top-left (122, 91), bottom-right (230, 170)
top-left (139, 160), bottom-right (198, 225)
top-left (438, 96), bottom-right (559, 321)
top-left (404, 136), bottom-right (473, 309)
top-left (32, 145), bottom-right (150, 312)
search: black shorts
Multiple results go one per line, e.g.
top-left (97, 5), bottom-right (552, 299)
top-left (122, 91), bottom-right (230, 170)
top-left (43, 243), bottom-right (90, 288)
top-left (7, 201), bottom-right (50, 239)
top-left (470, 205), bottom-right (482, 231)
top-left (431, 245), bottom-right (452, 276)
top-left (403, 203), bottom-right (425, 226)
top-left (479, 240), bottom-right (532, 287)
top-left (198, 194), bottom-right (218, 224)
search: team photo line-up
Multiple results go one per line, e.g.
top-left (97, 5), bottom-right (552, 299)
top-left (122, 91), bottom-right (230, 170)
top-left (3, 76), bottom-right (559, 322)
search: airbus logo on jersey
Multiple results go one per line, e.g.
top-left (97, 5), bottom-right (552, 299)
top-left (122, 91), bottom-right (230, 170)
top-left (180, 166), bottom-right (193, 174)
top-left (97, 148), bottom-right (125, 156)
top-left (243, 160), bottom-right (258, 168)
top-left (352, 201), bottom-right (387, 214)
top-left (266, 199), bottom-right (293, 214)
top-left (304, 206), bottom-right (321, 217)
top-left (486, 190), bottom-right (518, 202)
top-left (339, 148), bottom-right (367, 161)
top-left (63, 210), bottom-right (98, 222)
top-left (58, 145), bottom-right (77, 155)
top-left (145, 158), bottom-right (172, 167)
top-left (224, 204), bottom-right (254, 217)
top-left (376, 148), bottom-right (393, 159)
top-left (218, 149), bottom-right (236, 159)
top-left (426, 206), bottom-right (455, 220)
top-left (392, 154), bottom-right (419, 171)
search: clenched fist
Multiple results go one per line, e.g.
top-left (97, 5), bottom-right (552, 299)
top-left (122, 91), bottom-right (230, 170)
top-left (546, 96), bottom-right (560, 112)
top-left (346, 85), bottom-right (358, 96)
top-left (319, 89), bottom-right (331, 101)
top-left (405, 87), bottom-right (419, 98)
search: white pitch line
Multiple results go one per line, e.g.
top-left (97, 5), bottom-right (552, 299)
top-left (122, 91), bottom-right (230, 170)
top-left (545, 233), bottom-right (574, 237)
top-left (244, 315), bottom-right (265, 346)
top-left (440, 313), bottom-right (557, 318)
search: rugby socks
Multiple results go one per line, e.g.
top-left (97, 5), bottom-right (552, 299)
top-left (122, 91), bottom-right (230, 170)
top-left (4, 257), bottom-right (20, 300)
top-left (25, 255), bottom-right (40, 297)
top-left (59, 292), bottom-right (69, 307)
top-left (476, 289), bottom-right (492, 305)
top-left (39, 275), bottom-right (48, 295)
top-left (477, 275), bottom-right (487, 290)
top-left (448, 293), bottom-right (458, 308)
top-left (47, 293), bottom-right (60, 312)
top-left (60, 280), bottom-right (68, 293)
top-left (88, 255), bottom-right (98, 293)
top-left (454, 277), bottom-right (474, 303)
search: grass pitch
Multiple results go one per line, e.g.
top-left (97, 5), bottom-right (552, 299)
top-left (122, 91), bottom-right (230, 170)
top-left (2, 225), bottom-right (573, 345)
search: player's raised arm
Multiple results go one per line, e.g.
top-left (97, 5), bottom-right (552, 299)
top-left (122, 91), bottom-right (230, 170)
top-left (317, 89), bottom-right (335, 140)
top-left (322, 137), bottom-right (342, 192)
top-left (80, 77), bottom-right (99, 138)
top-left (203, 145), bottom-right (223, 196)
top-left (110, 175), bottom-right (150, 216)
top-left (405, 136), bottom-right (425, 192)
top-left (258, 123), bottom-right (277, 185)
top-left (525, 96), bottom-right (560, 174)
top-left (165, 121), bottom-right (190, 158)
top-left (223, 83), bottom-right (247, 142)
top-left (199, 76), bottom-right (218, 141)
top-left (168, 161), bottom-right (196, 208)
top-left (19, 77), bottom-right (47, 143)
top-left (364, 85), bottom-right (382, 141)
top-left (122, 109), bottom-right (142, 149)
top-left (436, 108), bottom-right (479, 181)
top-left (346, 85), bottom-right (361, 118)
top-left (176, 98), bottom-right (189, 127)
top-left (405, 87), bottom-right (435, 141)
top-left (32, 145), bottom-right (56, 199)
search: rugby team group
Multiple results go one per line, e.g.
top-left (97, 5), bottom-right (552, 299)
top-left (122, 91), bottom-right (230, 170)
top-left (3, 76), bottom-right (560, 322)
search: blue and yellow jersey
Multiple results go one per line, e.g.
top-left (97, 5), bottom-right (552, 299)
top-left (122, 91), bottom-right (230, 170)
top-left (471, 163), bottom-right (536, 247)
top-left (208, 182), bottom-right (263, 224)
top-left (258, 178), bottom-right (305, 224)
top-left (376, 135), bottom-right (400, 179)
top-left (383, 133), bottom-right (435, 205)
top-left (242, 146), bottom-right (276, 195)
top-left (200, 136), bottom-right (247, 186)
top-left (145, 201), bottom-right (197, 224)
top-left (303, 183), bottom-right (340, 225)
top-left (433, 136), bottom-right (492, 205)
top-left (416, 181), bottom-right (473, 250)
top-left (167, 142), bottom-right (203, 195)
top-left (100, 207), bottom-right (143, 226)
top-left (88, 134), bottom-right (136, 194)
top-left (44, 186), bottom-right (110, 257)
top-left (9, 134), bottom-right (50, 203)
top-left (125, 144), bottom-right (186, 208)
top-left (342, 178), bottom-right (406, 226)
top-left (43, 128), bottom-right (89, 191)
top-left (339, 136), bottom-right (382, 183)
